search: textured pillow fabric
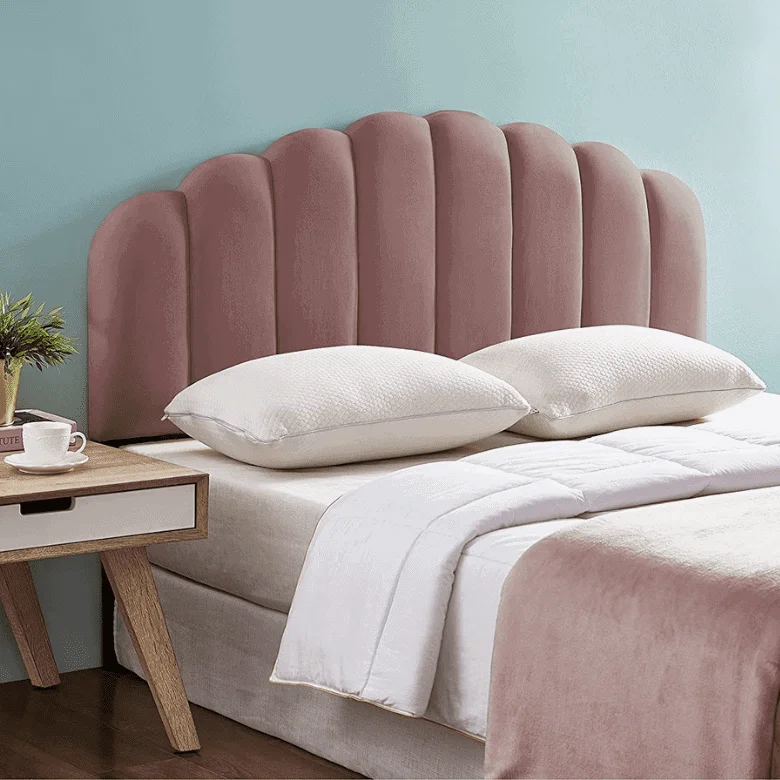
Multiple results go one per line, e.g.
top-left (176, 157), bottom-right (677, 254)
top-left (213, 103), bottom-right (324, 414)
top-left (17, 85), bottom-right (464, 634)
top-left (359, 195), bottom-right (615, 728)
top-left (460, 326), bottom-right (765, 439)
top-left (165, 345), bottom-right (530, 469)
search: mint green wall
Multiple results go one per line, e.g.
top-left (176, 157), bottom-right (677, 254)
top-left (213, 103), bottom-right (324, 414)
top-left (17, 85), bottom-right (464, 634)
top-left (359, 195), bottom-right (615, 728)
top-left (1, 0), bottom-right (778, 682)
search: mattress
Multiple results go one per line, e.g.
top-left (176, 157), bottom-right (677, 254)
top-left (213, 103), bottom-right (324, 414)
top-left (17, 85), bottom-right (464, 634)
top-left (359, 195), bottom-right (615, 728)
top-left (125, 431), bottom-right (531, 613)
top-left (126, 393), bottom-right (779, 615)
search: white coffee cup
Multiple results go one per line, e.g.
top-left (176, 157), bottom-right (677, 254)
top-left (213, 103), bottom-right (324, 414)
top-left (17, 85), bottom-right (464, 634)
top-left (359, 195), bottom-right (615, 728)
top-left (22, 422), bottom-right (87, 465)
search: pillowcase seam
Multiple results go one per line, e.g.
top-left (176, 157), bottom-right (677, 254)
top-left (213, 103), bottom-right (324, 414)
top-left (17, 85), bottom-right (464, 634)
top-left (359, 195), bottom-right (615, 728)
top-left (165, 404), bottom-right (528, 445)
top-left (531, 385), bottom-right (762, 422)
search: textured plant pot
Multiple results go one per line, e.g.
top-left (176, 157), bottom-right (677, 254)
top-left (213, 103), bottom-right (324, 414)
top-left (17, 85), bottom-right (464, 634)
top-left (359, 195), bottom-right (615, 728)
top-left (0, 360), bottom-right (22, 426)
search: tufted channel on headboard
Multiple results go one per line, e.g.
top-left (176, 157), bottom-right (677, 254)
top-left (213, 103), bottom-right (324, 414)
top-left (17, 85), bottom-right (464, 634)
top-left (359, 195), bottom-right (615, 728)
top-left (88, 110), bottom-right (706, 442)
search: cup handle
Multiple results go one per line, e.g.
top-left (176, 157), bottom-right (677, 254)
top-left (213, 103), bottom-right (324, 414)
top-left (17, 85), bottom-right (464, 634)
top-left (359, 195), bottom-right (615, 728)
top-left (70, 432), bottom-right (87, 454)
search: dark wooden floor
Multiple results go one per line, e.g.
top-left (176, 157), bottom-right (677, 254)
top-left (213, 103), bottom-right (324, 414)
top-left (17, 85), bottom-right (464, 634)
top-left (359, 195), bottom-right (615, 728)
top-left (0, 669), bottom-right (363, 779)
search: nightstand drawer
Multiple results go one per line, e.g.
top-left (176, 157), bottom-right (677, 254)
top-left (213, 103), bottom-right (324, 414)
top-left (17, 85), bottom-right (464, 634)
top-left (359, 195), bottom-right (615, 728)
top-left (0, 484), bottom-right (195, 553)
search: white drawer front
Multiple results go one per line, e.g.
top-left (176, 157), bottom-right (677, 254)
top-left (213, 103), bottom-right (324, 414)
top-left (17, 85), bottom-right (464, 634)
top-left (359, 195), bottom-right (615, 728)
top-left (0, 484), bottom-right (195, 553)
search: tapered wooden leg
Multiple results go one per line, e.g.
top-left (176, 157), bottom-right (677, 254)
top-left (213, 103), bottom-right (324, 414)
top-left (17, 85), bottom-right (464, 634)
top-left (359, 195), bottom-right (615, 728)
top-left (0, 561), bottom-right (60, 688)
top-left (100, 546), bottom-right (199, 752)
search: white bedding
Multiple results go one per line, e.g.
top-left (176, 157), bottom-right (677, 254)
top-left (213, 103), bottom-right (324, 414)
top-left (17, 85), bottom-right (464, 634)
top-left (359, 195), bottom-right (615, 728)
top-left (272, 395), bottom-right (780, 739)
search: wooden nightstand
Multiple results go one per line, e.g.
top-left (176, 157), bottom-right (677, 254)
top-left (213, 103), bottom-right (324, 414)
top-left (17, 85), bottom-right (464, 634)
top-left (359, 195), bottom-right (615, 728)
top-left (0, 441), bottom-right (208, 752)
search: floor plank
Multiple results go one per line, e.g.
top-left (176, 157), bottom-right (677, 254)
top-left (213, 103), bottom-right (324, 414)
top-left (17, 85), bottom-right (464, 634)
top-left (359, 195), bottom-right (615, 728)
top-left (0, 669), bottom-right (362, 779)
top-left (99, 758), bottom-right (218, 779)
top-left (0, 684), bottom-right (171, 776)
top-left (0, 733), bottom-right (94, 779)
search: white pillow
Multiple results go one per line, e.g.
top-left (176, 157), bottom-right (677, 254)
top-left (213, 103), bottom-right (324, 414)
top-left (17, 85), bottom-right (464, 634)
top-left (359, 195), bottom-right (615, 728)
top-left (460, 325), bottom-right (765, 439)
top-left (164, 345), bottom-right (530, 468)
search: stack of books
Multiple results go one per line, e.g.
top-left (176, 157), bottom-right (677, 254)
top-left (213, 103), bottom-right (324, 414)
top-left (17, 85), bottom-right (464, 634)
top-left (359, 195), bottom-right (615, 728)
top-left (0, 410), bottom-right (79, 452)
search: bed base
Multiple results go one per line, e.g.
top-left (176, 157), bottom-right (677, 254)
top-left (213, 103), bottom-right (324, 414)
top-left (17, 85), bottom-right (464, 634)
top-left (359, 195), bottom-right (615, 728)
top-left (117, 565), bottom-right (485, 780)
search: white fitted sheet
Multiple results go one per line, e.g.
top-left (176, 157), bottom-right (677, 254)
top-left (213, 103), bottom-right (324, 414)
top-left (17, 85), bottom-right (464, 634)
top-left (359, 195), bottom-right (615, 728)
top-left (127, 395), bottom-right (780, 613)
top-left (124, 431), bottom-right (531, 613)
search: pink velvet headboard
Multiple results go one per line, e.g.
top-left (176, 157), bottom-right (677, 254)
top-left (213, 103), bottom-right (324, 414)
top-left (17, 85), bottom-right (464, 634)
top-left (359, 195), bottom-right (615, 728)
top-left (88, 110), bottom-right (705, 442)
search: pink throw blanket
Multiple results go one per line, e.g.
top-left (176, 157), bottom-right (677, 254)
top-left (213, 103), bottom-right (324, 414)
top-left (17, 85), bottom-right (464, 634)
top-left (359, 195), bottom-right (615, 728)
top-left (485, 487), bottom-right (780, 779)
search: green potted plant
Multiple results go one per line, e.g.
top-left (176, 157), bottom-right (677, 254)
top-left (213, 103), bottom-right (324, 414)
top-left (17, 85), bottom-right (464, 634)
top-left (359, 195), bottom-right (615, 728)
top-left (0, 291), bottom-right (77, 426)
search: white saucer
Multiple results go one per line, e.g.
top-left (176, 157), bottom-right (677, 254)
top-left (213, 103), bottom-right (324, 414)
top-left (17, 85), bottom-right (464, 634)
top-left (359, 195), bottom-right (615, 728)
top-left (4, 451), bottom-right (89, 475)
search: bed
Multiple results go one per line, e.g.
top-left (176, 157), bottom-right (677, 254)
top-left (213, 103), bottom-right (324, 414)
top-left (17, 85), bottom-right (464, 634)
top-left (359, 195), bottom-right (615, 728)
top-left (110, 395), bottom-right (779, 779)
top-left (88, 110), bottom-right (774, 779)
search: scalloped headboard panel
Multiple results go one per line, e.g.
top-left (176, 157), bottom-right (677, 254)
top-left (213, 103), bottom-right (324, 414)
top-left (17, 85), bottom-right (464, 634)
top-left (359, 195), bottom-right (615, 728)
top-left (88, 110), bottom-right (706, 442)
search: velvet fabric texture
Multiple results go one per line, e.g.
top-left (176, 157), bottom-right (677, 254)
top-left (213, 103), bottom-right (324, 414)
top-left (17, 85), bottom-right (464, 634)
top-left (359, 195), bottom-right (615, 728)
top-left (88, 110), bottom-right (706, 442)
top-left (485, 487), bottom-right (780, 779)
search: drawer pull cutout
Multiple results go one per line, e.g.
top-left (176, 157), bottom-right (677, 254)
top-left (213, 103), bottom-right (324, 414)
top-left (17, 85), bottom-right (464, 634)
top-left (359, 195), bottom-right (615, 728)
top-left (20, 497), bottom-right (75, 516)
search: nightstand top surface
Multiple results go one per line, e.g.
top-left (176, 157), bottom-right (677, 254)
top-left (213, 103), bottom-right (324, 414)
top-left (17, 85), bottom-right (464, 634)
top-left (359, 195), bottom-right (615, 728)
top-left (0, 441), bottom-right (205, 506)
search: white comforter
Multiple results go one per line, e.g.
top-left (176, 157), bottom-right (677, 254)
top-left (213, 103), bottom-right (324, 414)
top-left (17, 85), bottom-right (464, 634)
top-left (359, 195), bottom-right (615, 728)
top-left (272, 405), bottom-right (780, 739)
